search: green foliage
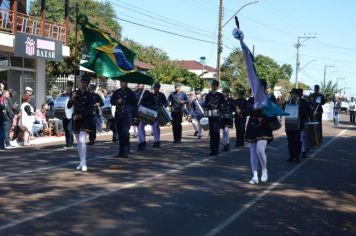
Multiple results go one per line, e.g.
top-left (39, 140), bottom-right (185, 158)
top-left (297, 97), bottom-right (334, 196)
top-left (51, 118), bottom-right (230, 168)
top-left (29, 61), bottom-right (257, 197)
top-left (321, 80), bottom-right (342, 101)
top-left (148, 62), bottom-right (203, 90)
top-left (28, 0), bottom-right (121, 77)
top-left (221, 48), bottom-right (293, 95)
top-left (123, 38), bottom-right (169, 66)
top-left (220, 48), bottom-right (249, 95)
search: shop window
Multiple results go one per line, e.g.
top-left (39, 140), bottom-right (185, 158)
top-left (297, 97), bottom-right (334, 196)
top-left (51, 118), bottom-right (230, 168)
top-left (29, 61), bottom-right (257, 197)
top-left (24, 58), bottom-right (35, 69)
top-left (0, 52), bottom-right (9, 66)
top-left (10, 56), bottom-right (23, 67)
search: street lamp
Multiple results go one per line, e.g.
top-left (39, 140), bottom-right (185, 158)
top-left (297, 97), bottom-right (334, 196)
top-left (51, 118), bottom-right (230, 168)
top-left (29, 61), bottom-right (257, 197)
top-left (199, 56), bottom-right (206, 90)
top-left (216, 1), bottom-right (259, 84)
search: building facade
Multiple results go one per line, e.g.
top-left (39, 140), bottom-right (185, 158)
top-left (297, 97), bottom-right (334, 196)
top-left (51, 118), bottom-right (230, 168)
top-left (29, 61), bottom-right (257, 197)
top-left (0, 0), bottom-right (69, 108)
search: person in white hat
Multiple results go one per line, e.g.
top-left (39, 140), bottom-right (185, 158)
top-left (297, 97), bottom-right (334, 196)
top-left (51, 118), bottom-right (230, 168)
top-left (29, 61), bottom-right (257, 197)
top-left (24, 87), bottom-right (36, 108)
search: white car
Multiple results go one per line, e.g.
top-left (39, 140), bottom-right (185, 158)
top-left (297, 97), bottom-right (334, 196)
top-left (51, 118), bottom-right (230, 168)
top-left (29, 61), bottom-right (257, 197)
top-left (341, 101), bottom-right (349, 112)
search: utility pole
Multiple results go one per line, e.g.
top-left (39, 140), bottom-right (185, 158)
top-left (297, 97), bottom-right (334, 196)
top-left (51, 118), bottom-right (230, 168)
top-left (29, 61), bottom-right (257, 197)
top-left (295, 35), bottom-right (316, 88)
top-left (323, 65), bottom-right (335, 94)
top-left (216, 0), bottom-right (223, 84)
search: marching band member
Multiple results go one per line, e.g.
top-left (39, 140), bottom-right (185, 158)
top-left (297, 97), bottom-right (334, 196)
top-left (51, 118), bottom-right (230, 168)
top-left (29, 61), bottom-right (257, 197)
top-left (67, 75), bottom-right (94, 172)
top-left (234, 89), bottom-right (248, 147)
top-left (135, 84), bottom-right (154, 150)
top-left (205, 80), bottom-right (224, 155)
top-left (187, 93), bottom-right (198, 136)
top-left (309, 85), bottom-right (326, 142)
top-left (245, 80), bottom-right (273, 184)
top-left (88, 84), bottom-right (104, 145)
top-left (61, 81), bottom-right (74, 149)
top-left (221, 87), bottom-right (235, 151)
top-left (191, 90), bottom-right (205, 139)
top-left (297, 88), bottom-right (313, 159)
top-left (111, 81), bottom-right (138, 158)
top-left (151, 83), bottom-right (168, 148)
top-left (168, 83), bottom-right (188, 143)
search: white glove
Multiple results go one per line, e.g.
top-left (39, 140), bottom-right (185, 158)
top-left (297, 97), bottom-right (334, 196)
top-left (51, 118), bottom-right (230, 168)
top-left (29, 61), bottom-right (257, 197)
top-left (232, 28), bottom-right (244, 40)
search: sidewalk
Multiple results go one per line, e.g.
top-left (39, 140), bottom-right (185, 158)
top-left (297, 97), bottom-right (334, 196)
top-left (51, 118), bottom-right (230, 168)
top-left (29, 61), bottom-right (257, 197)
top-left (9, 122), bottom-right (190, 148)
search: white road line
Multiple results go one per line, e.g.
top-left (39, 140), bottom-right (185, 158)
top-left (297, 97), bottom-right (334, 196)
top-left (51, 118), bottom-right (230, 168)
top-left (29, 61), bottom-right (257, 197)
top-left (0, 130), bottom-right (286, 229)
top-left (205, 126), bottom-right (350, 236)
top-left (0, 156), bottom-right (216, 231)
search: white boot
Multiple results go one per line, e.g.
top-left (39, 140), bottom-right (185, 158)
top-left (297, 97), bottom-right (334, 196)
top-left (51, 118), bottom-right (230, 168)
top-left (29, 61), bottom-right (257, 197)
top-left (76, 161), bottom-right (83, 170)
top-left (261, 169), bottom-right (268, 182)
top-left (249, 171), bottom-right (259, 184)
top-left (81, 161), bottom-right (87, 172)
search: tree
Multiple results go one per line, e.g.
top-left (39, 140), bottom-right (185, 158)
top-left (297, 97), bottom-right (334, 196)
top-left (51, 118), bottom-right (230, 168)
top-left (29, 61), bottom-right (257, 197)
top-left (123, 38), bottom-right (169, 66)
top-left (321, 80), bottom-right (342, 101)
top-left (28, 0), bottom-right (121, 77)
top-left (220, 48), bottom-right (249, 95)
top-left (254, 55), bottom-right (292, 88)
top-left (148, 61), bottom-right (202, 90)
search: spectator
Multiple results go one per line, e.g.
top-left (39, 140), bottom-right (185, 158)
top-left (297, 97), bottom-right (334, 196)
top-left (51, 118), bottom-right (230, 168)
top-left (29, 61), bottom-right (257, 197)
top-left (349, 97), bottom-right (356, 124)
top-left (24, 87), bottom-right (36, 109)
top-left (33, 103), bottom-right (49, 137)
top-left (0, 88), bottom-right (5, 151)
top-left (19, 94), bottom-right (35, 146)
top-left (333, 97), bottom-right (342, 126)
top-left (2, 90), bottom-right (15, 149)
top-left (46, 90), bottom-right (60, 119)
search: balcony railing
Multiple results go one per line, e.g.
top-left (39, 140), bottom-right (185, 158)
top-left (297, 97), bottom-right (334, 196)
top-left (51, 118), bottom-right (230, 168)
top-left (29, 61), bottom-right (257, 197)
top-left (0, 9), bottom-right (67, 45)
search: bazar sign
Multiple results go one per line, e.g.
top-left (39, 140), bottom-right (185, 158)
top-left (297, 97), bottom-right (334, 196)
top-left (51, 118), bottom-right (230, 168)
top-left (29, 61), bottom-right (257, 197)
top-left (14, 32), bottom-right (63, 62)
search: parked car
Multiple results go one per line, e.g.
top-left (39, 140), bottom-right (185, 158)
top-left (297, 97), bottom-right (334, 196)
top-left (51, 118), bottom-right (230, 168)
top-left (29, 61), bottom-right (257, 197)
top-left (341, 100), bottom-right (349, 112)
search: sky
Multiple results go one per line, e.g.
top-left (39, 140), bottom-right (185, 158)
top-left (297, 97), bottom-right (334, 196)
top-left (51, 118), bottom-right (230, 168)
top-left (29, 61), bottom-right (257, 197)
top-left (103, 0), bottom-right (355, 98)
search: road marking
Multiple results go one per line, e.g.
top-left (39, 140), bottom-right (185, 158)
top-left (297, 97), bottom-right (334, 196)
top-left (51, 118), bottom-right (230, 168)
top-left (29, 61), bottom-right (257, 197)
top-left (205, 126), bottom-right (349, 236)
top-left (0, 156), bottom-right (216, 231)
top-left (0, 130), bottom-right (286, 230)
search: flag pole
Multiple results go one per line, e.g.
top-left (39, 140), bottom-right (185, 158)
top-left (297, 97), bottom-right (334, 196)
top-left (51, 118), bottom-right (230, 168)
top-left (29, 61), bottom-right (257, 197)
top-left (73, 2), bottom-right (79, 90)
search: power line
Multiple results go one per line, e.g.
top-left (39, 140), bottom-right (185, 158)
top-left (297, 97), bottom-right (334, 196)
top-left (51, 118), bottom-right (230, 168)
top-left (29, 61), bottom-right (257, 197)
top-left (111, 0), bottom-right (215, 36)
top-left (116, 16), bottom-right (217, 44)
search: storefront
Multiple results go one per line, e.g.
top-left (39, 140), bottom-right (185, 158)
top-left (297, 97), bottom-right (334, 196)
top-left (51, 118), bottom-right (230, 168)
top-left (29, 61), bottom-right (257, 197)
top-left (0, 31), bottom-right (69, 108)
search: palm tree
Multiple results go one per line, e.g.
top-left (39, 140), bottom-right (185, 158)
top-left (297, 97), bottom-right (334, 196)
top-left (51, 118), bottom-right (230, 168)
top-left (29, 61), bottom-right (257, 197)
top-left (321, 80), bottom-right (342, 101)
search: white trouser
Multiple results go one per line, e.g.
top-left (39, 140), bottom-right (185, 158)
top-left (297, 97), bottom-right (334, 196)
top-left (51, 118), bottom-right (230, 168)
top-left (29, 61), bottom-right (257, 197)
top-left (75, 131), bottom-right (88, 164)
top-left (222, 127), bottom-right (229, 145)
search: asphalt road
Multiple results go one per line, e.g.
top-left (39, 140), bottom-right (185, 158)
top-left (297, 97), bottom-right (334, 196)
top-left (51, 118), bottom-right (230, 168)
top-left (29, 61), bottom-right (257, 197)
top-left (0, 116), bottom-right (355, 236)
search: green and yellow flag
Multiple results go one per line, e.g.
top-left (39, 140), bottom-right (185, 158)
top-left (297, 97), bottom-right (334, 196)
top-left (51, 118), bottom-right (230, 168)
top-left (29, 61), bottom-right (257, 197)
top-left (78, 14), bottom-right (136, 78)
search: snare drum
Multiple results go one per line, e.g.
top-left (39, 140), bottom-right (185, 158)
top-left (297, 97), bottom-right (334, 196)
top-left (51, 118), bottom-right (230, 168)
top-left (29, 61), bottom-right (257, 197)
top-left (102, 96), bottom-right (116, 119)
top-left (305, 122), bottom-right (320, 148)
top-left (199, 117), bottom-right (209, 131)
top-left (204, 109), bottom-right (221, 118)
top-left (157, 106), bottom-right (172, 126)
top-left (54, 96), bottom-right (73, 120)
top-left (138, 105), bottom-right (158, 124)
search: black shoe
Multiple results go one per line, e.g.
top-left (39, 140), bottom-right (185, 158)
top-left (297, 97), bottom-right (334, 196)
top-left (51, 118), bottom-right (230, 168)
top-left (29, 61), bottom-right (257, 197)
top-left (116, 153), bottom-right (123, 158)
top-left (153, 142), bottom-right (160, 148)
top-left (197, 135), bottom-right (202, 139)
top-left (223, 144), bottom-right (230, 152)
top-left (173, 140), bottom-right (181, 144)
top-left (287, 157), bottom-right (294, 162)
top-left (87, 141), bottom-right (95, 145)
top-left (138, 143), bottom-right (145, 150)
top-left (302, 152), bottom-right (307, 158)
top-left (209, 151), bottom-right (219, 156)
top-left (193, 131), bottom-right (198, 136)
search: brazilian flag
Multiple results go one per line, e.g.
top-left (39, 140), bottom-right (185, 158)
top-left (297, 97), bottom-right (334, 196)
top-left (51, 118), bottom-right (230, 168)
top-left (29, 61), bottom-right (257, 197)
top-left (78, 14), bottom-right (136, 78)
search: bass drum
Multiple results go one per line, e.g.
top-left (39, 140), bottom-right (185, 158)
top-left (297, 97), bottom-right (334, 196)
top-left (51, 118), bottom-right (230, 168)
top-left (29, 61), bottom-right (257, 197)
top-left (157, 106), bottom-right (172, 126)
top-left (102, 96), bottom-right (116, 119)
top-left (54, 96), bottom-right (73, 120)
top-left (138, 105), bottom-right (158, 124)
